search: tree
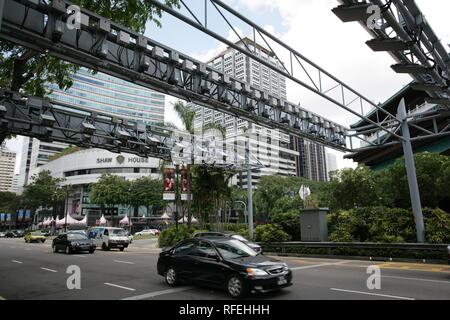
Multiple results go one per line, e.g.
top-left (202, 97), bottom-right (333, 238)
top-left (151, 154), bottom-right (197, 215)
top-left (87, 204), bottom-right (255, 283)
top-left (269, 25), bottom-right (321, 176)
top-left (22, 171), bottom-right (66, 212)
top-left (0, 0), bottom-right (180, 97)
top-left (129, 177), bottom-right (165, 216)
top-left (380, 152), bottom-right (450, 210)
top-left (0, 192), bottom-right (22, 213)
top-left (90, 173), bottom-right (130, 225)
top-left (323, 166), bottom-right (383, 211)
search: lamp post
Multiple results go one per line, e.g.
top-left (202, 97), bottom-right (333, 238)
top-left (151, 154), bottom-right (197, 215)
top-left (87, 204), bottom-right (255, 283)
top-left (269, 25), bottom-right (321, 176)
top-left (64, 185), bottom-right (71, 233)
top-left (234, 201), bottom-right (247, 224)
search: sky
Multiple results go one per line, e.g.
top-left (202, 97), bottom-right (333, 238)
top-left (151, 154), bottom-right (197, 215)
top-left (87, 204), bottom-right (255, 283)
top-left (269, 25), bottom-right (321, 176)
top-left (6, 0), bottom-right (450, 173)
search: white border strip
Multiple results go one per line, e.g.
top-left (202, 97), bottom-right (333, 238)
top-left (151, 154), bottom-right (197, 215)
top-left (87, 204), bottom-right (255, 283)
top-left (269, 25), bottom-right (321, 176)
top-left (122, 287), bottom-right (192, 300)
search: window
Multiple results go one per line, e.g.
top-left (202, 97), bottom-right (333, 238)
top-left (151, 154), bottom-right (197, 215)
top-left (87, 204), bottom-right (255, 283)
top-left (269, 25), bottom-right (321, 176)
top-left (174, 241), bottom-right (195, 256)
top-left (195, 241), bottom-right (217, 258)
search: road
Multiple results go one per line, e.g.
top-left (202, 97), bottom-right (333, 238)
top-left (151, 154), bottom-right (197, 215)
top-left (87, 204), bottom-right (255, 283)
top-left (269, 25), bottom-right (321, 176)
top-left (0, 238), bottom-right (449, 300)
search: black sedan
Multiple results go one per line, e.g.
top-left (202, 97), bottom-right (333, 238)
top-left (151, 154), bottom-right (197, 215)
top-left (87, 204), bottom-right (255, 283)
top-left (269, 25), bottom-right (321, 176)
top-left (52, 233), bottom-right (96, 254)
top-left (5, 230), bottom-right (24, 238)
top-left (193, 232), bottom-right (263, 254)
top-left (157, 237), bottom-right (292, 298)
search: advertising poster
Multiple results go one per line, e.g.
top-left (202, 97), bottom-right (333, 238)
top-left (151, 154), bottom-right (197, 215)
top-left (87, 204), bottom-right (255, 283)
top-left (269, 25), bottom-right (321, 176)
top-left (17, 210), bottom-right (23, 222)
top-left (25, 210), bottom-right (31, 222)
top-left (163, 166), bottom-right (176, 201)
top-left (180, 165), bottom-right (191, 201)
top-left (6, 214), bottom-right (11, 222)
top-left (0, 213), bottom-right (4, 223)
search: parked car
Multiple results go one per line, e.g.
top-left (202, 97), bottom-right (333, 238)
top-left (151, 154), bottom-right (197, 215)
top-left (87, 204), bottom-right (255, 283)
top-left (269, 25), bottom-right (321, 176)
top-left (157, 237), bottom-right (292, 298)
top-left (134, 229), bottom-right (160, 236)
top-left (88, 227), bottom-right (130, 251)
top-left (24, 231), bottom-right (47, 243)
top-left (52, 233), bottom-right (96, 254)
top-left (0, 232), bottom-right (6, 238)
top-left (5, 230), bottom-right (24, 238)
top-left (193, 232), bottom-right (262, 254)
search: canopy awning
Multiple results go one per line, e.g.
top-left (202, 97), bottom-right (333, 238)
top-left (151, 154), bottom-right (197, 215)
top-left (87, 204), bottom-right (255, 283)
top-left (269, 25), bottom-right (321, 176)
top-left (119, 216), bottom-right (130, 225)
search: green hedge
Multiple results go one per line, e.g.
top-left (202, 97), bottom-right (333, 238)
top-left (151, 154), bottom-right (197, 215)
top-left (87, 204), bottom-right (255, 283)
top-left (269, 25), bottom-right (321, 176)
top-left (254, 224), bottom-right (292, 243)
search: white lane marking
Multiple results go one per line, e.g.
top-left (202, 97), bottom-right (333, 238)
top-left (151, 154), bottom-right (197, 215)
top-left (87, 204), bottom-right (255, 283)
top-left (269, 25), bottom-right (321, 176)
top-left (290, 261), bottom-right (350, 271)
top-left (40, 267), bottom-right (58, 273)
top-left (382, 275), bottom-right (450, 285)
top-left (104, 283), bottom-right (136, 292)
top-left (114, 260), bottom-right (135, 265)
top-left (122, 287), bottom-right (192, 300)
top-left (0, 296), bottom-right (6, 300)
top-left (11, 260), bottom-right (23, 264)
top-left (330, 288), bottom-right (415, 300)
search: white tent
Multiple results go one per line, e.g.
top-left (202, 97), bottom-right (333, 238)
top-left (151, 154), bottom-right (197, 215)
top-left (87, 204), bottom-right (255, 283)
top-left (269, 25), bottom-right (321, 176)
top-left (78, 216), bottom-right (87, 226)
top-left (160, 213), bottom-right (171, 220)
top-left (99, 214), bottom-right (107, 226)
top-left (119, 216), bottom-right (130, 225)
top-left (56, 214), bottom-right (82, 227)
top-left (178, 216), bottom-right (199, 224)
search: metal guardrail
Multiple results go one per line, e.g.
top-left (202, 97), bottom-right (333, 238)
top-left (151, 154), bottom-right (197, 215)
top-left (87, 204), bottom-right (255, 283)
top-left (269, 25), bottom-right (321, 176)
top-left (260, 242), bottom-right (449, 260)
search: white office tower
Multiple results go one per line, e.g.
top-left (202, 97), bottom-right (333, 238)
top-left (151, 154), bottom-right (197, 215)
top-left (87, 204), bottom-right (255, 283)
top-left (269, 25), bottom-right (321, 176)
top-left (326, 152), bottom-right (338, 181)
top-left (194, 38), bottom-right (328, 187)
top-left (0, 148), bottom-right (17, 192)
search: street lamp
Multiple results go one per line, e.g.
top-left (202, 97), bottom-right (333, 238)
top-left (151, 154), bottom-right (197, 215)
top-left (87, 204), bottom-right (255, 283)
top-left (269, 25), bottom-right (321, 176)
top-left (234, 201), bottom-right (247, 224)
top-left (64, 185), bottom-right (72, 233)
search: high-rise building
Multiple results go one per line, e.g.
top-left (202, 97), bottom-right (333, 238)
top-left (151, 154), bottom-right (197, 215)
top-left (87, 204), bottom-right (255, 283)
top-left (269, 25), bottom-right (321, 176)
top-left (17, 68), bottom-right (166, 192)
top-left (194, 38), bottom-right (328, 186)
top-left (0, 148), bottom-right (16, 192)
top-left (326, 152), bottom-right (338, 180)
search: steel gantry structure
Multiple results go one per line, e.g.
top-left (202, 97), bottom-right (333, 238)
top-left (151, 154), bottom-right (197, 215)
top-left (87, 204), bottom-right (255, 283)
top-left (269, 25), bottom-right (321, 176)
top-left (0, 0), bottom-right (449, 242)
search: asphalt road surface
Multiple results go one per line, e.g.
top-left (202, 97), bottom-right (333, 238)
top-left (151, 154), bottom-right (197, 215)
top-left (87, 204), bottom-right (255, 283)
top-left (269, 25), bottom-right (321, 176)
top-left (0, 238), bottom-right (449, 300)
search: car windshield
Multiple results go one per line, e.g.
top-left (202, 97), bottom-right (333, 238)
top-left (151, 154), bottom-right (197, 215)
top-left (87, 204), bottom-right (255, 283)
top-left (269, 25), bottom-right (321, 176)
top-left (214, 240), bottom-right (258, 259)
top-left (231, 235), bottom-right (248, 242)
top-left (31, 232), bottom-right (42, 236)
top-left (111, 229), bottom-right (127, 236)
top-left (68, 234), bottom-right (88, 241)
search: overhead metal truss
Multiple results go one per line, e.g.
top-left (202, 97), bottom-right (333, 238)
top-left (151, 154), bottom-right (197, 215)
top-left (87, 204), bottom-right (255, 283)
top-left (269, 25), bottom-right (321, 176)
top-left (0, 0), bottom-right (390, 153)
top-left (333, 0), bottom-right (450, 114)
top-left (0, 0), bottom-right (447, 154)
top-left (0, 88), bottom-right (268, 170)
top-left (0, 89), bottom-right (173, 160)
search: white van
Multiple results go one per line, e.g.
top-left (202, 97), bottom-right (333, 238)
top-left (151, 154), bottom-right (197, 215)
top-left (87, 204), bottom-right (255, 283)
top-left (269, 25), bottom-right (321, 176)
top-left (88, 227), bottom-right (130, 251)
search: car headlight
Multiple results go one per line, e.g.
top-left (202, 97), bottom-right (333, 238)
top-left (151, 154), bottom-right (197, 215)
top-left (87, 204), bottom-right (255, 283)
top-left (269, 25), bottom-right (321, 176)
top-left (246, 268), bottom-right (269, 277)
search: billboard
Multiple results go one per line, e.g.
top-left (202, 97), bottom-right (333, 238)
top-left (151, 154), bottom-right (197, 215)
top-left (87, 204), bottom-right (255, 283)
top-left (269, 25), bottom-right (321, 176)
top-left (180, 165), bottom-right (192, 201)
top-left (6, 214), bottom-right (11, 222)
top-left (0, 213), bottom-right (4, 223)
top-left (17, 210), bottom-right (24, 222)
top-left (25, 210), bottom-right (31, 222)
top-left (163, 167), bottom-right (176, 201)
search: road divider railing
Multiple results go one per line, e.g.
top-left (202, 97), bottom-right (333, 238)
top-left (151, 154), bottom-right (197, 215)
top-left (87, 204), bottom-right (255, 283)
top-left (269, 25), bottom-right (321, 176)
top-left (260, 242), bottom-right (449, 262)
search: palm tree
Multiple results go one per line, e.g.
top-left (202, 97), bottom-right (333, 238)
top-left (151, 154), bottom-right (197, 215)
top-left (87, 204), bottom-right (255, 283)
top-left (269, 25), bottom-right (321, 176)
top-left (171, 100), bottom-right (230, 228)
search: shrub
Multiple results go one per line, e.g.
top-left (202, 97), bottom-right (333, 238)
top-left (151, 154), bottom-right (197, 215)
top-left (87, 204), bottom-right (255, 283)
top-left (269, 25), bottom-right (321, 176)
top-left (254, 224), bottom-right (292, 243)
top-left (269, 210), bottom-right (301, 241)
top-left (158, 225), bottom-right (202, 248)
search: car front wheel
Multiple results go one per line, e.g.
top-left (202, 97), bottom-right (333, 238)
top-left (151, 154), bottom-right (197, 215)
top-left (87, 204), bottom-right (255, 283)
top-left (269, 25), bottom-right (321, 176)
top-left (227, 275), bottom-right (247, 299)
top-left (165, 267), bottom-right (179, 287)
top-left (65, 246), bottom-right (72, 255)
top-left (53, 245), bottom-right (58, 253)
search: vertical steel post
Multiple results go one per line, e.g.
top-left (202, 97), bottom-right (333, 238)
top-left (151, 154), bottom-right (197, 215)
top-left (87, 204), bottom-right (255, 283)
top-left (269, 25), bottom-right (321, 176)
top-left (245, 132), bottom-right (254, 240)
top-left (0, 0), bottom-right (5, 32)
top-left (397, 98), bottom-right (425, 243)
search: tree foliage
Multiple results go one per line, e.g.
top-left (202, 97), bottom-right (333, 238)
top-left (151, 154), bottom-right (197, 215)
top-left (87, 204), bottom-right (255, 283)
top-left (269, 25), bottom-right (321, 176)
top-left (0, 192), bottom-right (22, 212)
top-left (90, 173), bottom-right (130, 208)
top-left (22, 171), bottom-right (66, 210)
top-left (129, 176), bottom-right (165, 215)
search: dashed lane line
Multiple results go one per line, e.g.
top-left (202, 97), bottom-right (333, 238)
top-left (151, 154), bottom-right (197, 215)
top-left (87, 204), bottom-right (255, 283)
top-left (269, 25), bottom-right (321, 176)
top-left (330, 288), bottom-right (415, 300)
top-left (122, 287), bottom-right (193, 300)
top-left (114, 260), bottom-right (135, 265)
top-left (11, 260), bottom-right (23, 264)
top-left (40, 267), bottom-right (58, 273)
top-left (290, 261), bottom-right (351, 271)
top-left (104, 283), bottom-right (136, 291)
